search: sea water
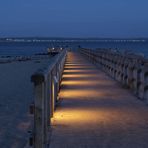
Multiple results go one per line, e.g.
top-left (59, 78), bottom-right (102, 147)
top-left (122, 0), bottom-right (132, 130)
top-left (0, 39), bottom-right (148, 57)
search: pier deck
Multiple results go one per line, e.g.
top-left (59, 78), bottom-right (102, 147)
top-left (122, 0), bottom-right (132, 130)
top-left (49, 51), bottom-right (148, 148)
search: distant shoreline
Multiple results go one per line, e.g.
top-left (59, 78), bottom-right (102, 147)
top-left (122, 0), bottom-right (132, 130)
top-left (0, 37), bottom-right (147, 43)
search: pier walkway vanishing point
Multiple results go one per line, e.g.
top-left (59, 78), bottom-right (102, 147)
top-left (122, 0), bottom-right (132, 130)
top-left (49, 51), bottom-right (148, 148)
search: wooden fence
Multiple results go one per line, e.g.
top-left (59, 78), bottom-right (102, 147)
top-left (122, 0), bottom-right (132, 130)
top-left (80, 48), bottom-right (148, 104)
top-left (31, 49), bottom-right (67, 148)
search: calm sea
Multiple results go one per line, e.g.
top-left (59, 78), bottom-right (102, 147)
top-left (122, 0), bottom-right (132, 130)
top-left (0, 39), bottom-right (148, 57)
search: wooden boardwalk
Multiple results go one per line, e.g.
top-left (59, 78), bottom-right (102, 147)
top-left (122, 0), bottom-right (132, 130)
top-left (49, 51), bottom-right (148, 148)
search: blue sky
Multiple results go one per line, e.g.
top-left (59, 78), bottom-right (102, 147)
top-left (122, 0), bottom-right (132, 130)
top-left (0, 0), bottom-right (148, 37)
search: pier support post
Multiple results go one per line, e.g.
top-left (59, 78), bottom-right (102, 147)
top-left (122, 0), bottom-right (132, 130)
top-left (137, 65), bottom-right (144, 100)
top-left (31, 74), bottom-right (46, 148)
top-left (144, 64), bottom-right (148, 103)
top-left (31, 49), bottom-right (67, 148)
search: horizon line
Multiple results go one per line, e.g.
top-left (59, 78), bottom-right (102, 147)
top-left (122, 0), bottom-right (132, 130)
top-left (0, 36), bottom-right (148, 39)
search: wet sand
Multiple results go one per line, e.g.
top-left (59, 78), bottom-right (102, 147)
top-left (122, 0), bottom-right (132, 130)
top-left (0, 56), bottom-right (54, 148)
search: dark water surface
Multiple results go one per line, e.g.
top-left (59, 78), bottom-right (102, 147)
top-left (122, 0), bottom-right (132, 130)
top-left (0, 40), bottom-right (148, 57)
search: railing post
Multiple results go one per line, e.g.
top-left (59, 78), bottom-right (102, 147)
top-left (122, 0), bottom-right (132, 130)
top-left (30, 49), bottom-right (67, 148)
top-left (31, 73), bottom-right (46, 148)
top-left (136, 61), bottom-right (144, 100)
top-left (143, 64), bottom-right (148, 103)
top-left (79, 48), bottom-right (148, 105)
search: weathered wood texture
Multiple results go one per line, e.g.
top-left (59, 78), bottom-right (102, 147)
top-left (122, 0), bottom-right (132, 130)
top-left (31, 50), bottom-right (67, 148)
top-left (80, 48), bottom-right (148, 104)
top-left (49, 51), bottom-right (148, 148)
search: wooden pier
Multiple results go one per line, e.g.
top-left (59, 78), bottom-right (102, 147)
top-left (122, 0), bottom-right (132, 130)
top-left (31, 49), bottom-right (148, 148)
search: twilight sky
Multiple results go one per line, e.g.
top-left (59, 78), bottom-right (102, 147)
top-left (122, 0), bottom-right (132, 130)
top-left (0, 0), bottom-right (148, 38)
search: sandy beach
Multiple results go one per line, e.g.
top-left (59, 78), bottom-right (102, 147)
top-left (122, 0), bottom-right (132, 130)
top-left (0, 55), bottom-right (54, 148)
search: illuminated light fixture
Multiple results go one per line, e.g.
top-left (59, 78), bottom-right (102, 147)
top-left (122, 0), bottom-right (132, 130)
top-left (62, 74), bottom-right (100, 78)
top-left (51, 108), bottom-right (116, 125)
top-left (61, 80), bottom-right (96, 85)
top-left (59, 89), bottom-right (106, 99)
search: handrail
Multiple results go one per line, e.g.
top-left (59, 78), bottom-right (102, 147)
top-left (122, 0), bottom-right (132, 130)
top-left (79, 48), bottom-right (148, 104)
top-left (30, 49), bottom-right (67, 148)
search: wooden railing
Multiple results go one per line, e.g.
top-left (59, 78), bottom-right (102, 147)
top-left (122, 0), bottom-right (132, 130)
top-left (30, 49), bottom-right (67, 148)
top-left (79, 48), bottom-right (148, 104)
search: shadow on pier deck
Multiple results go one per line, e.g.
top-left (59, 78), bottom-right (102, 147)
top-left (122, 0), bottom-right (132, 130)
top-left (49, 51), bottom-right (148, 148)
